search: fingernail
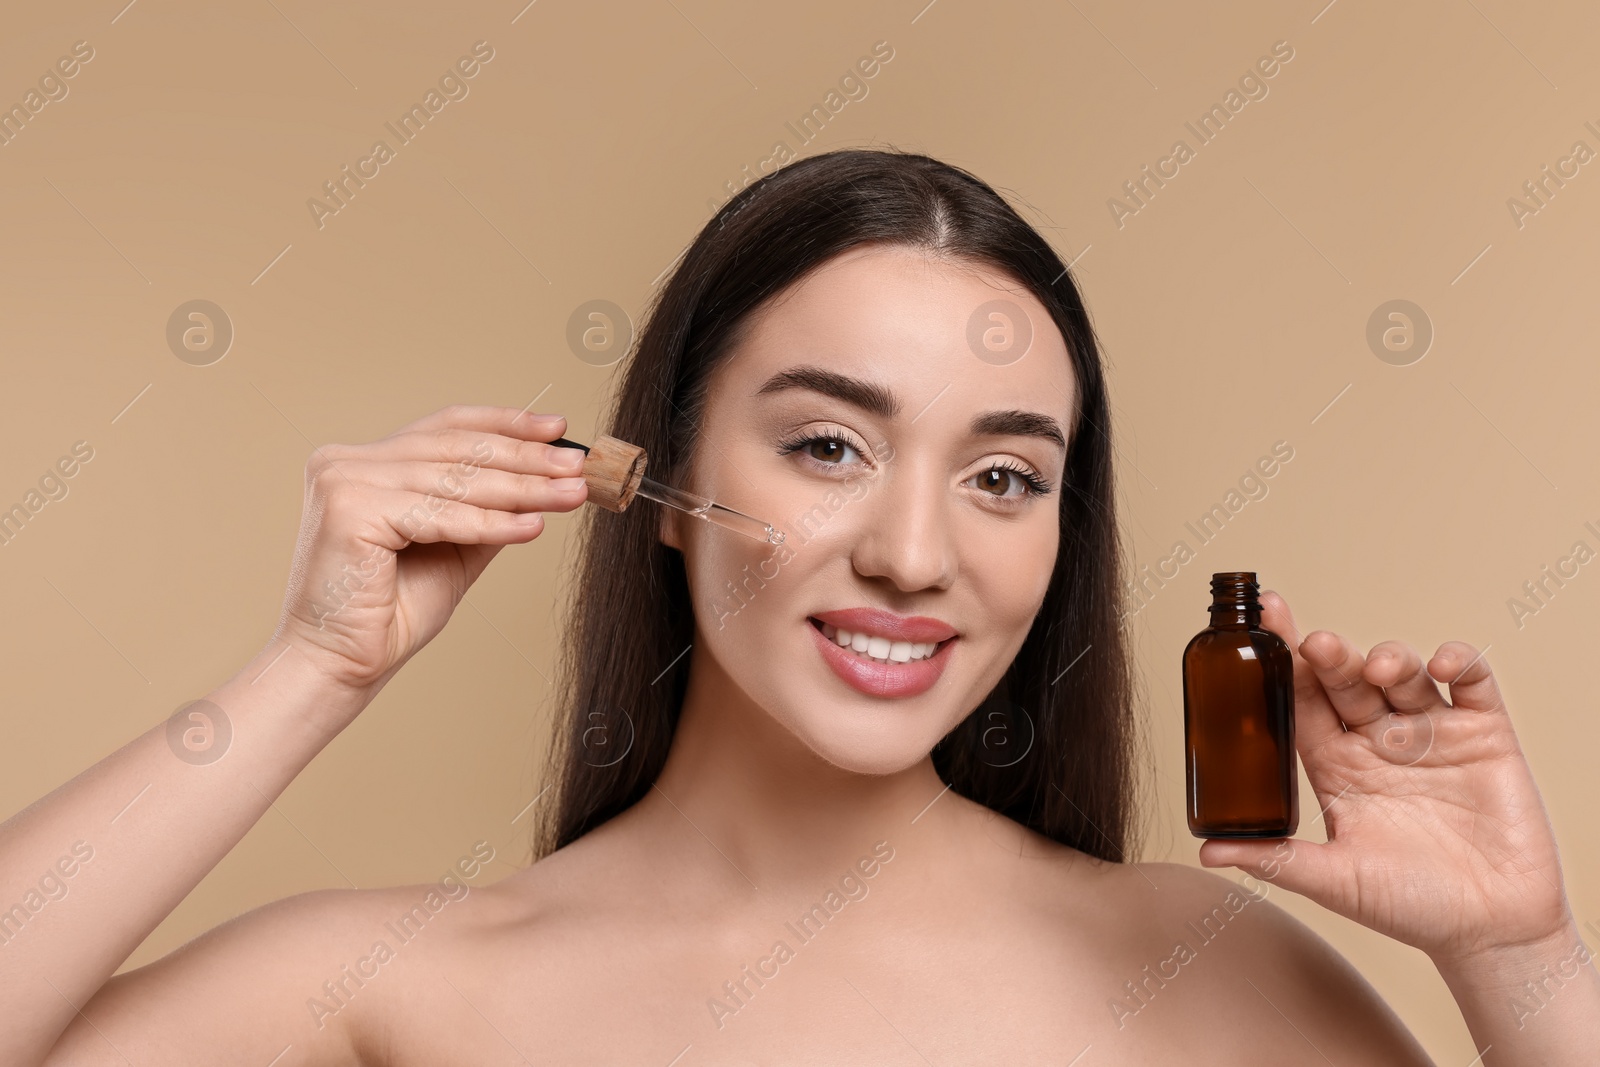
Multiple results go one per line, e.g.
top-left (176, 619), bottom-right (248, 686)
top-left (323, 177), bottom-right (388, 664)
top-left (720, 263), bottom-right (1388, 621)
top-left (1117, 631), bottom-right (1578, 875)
top-left (551, 476), bottom-right (586, 490)
top-left (554, 448), bottom-right (585, 471)
top-left (525, 412), bottom-right (565, 422)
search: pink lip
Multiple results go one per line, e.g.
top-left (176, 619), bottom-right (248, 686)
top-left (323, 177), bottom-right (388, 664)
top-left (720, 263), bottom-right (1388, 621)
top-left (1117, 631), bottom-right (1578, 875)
top-left (806, 616), bottom-right (957, 699)
top-left (808, 608), bottom-right (957, 644)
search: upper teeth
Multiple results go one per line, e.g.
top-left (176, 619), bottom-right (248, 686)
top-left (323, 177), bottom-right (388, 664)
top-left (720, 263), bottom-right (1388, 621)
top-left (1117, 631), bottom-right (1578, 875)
top-left (819, 622), bottom-right (941, 664)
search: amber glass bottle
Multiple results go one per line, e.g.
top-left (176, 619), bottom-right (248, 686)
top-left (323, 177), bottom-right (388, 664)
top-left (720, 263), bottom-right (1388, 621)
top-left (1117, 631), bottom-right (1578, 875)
top-left (1183, 571), bottom-right (1298, 838)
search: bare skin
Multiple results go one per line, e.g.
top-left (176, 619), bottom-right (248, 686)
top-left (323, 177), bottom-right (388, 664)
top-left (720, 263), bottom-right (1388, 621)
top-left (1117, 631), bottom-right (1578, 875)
top-left (4, 246), bottom-right (1595, 1065)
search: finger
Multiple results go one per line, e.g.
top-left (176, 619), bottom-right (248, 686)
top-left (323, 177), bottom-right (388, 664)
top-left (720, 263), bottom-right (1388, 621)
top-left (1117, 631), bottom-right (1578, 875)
top-left (1258, 591), bottom-right (1345, 752)
top-left (368, 429), bottom-right (588, 479)
top-left (1297, 630), bottom-right (1390, 731)
top-left (390, 404), bottom-right (570, 441)
top-left (340, 487), bottom-right (552, 551)
top-left (1363, 639), bottom-right (1448, 715)
top-left (1429, 640), bottom-right (1509, 716)
top-left (1197, 836), bottom-right (1346, 904)
top-left (317, 458), bottom-right (589, 515)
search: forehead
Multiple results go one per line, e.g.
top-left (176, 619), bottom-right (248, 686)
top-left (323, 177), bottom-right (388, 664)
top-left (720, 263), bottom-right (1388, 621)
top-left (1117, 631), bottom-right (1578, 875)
top-left (717, 243), bottom-right (1077, 424)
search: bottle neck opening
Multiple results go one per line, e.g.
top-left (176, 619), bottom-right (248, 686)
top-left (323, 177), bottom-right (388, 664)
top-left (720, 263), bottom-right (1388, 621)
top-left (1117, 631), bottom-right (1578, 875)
top-left (1207, 571), bottom-right (1261, 628)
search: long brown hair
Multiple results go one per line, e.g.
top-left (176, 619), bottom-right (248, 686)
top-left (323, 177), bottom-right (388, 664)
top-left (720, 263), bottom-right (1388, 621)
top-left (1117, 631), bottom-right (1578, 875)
top-left (536, 147), bottom-right (1144, 864)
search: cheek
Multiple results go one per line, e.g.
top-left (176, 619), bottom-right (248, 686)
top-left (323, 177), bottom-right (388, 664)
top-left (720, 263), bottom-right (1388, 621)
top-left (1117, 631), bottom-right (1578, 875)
top-left (1024, 521), bottom-right (1059, 600)
top-left (677, 450), bottom-right (829, 649)
top-left (685, 470), bottom-right (864, 607)
top-left (683, 522), bottom-right (797, 641)
top-left (964, 513), bottom-right (1059, 632)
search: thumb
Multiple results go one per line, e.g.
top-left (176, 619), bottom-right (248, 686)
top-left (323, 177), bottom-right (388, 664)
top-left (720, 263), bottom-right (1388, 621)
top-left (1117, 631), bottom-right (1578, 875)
top-left (1197, 837), bottom-right (1342, 903)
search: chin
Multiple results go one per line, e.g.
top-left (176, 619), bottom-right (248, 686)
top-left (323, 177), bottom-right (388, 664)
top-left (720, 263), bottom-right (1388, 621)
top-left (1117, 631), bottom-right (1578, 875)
top-left (780, 702), bottom-right (960, 777)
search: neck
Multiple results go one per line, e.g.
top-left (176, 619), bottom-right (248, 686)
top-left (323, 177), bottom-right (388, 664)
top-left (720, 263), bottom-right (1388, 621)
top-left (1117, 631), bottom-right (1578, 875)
top-left (645, 644), bottom-right (947, 893)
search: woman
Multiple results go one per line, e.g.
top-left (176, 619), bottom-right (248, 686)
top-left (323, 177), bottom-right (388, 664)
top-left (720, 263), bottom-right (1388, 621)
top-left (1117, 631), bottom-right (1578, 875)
top-left (3, 149), bottom-right (1594, 1064)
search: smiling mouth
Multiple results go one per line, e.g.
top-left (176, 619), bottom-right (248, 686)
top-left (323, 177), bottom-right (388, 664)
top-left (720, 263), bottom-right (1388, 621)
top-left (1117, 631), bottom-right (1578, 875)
top-left (807, 617), bottom-right (958, 666)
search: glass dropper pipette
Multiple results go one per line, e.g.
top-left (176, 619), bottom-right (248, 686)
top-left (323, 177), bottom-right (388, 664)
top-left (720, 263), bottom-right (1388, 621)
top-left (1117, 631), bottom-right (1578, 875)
top-left (551, 436), bottom-right (786, 547)
top-left (633, 477), bottom-right (787, 546)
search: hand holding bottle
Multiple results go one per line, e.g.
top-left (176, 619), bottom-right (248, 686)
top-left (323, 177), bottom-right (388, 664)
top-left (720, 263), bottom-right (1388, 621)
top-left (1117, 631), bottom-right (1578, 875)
top-left (1196, 590), bottom-right (1573, 965)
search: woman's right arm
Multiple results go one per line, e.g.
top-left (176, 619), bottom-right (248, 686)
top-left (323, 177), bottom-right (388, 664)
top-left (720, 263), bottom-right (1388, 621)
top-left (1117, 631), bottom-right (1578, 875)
top-left (0, 405), bottom-right (588, 1065)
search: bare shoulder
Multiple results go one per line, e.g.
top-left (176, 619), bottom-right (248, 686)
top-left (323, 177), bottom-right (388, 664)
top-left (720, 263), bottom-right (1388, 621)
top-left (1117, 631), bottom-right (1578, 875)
top-left (50, 885), bottom-right (437, 1065)
top-left (58, 835), bottom-right (625, 1067)
top-left (1006, 831), bottom-right (1436, 1065)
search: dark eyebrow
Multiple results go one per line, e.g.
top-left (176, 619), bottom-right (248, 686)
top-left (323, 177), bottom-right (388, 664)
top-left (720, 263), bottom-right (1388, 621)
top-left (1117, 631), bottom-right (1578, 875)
top-left (970, 409), bottom-right (1067, 453)
top-left (755, 365), bottom-right (1067, 452)
top-left (756, 366), bottom-right (900, 419)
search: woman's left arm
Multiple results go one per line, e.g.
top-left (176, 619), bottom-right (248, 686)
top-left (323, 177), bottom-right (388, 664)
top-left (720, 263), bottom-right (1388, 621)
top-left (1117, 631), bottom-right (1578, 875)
top-left (1198, 590), bottom-right (1600, 1065)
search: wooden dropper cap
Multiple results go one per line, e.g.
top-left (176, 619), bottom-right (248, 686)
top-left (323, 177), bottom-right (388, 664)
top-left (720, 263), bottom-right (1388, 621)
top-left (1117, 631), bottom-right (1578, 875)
top-left (553, 434), bottom-right (646, 513)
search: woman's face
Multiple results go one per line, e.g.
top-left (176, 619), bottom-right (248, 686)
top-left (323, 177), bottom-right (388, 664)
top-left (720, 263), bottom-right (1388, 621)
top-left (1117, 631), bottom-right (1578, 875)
top-left (662, 243), bottom-right (1077, 775)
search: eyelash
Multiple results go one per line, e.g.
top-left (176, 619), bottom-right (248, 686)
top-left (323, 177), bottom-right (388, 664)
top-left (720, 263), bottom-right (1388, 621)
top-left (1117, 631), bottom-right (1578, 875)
top-left (775, 426), bottom-right (1056, 500)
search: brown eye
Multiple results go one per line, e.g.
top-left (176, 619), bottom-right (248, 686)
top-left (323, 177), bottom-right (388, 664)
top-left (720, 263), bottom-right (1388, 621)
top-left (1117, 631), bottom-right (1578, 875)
top-left (806, 437), bottom-right (856, 464)
top-left (976, 469), bottom-right (1015, 496)
top-left (776, 428), bottom-right (870, 471)
top-left (970, 463), bottom-right (1052, 499)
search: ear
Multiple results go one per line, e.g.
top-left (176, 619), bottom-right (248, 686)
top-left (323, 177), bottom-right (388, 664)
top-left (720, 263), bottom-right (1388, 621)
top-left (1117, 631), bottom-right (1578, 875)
top-left (657, 503), bottom-right (683, 552)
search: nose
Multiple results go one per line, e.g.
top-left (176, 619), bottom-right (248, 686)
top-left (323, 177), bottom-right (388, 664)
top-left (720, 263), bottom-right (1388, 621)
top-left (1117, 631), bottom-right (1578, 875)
top-left (849, 458), bottom-right (957, 593)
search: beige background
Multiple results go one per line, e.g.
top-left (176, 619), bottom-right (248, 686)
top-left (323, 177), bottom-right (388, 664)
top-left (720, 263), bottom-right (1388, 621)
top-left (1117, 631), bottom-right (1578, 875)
top-left (2, 0), bottom-right (1596, 1060)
